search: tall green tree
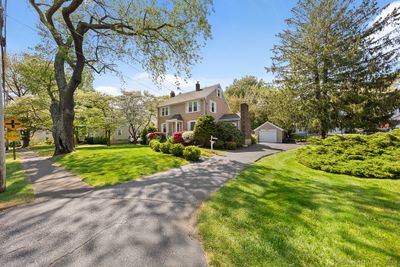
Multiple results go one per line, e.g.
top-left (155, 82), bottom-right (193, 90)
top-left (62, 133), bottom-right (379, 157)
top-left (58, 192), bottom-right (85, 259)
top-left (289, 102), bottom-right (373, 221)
top-left (5, 53), bottom-right (94, 150)
top-left (75, 92), bottom-right (122, 146)
top-left (116, 90), bottom-right (156, 144)
top-left (225, 76), bottom-right (265, 99)
top-left (225, 76), bottom-right (274, 129)
top-left (5, 96), bottom-right (52, 147)
top-left (29, 0), bottom-right (213, 155)
top-left (269, 0), bottom-right (400, 137)
top-left (264, 88), bottom-right (305, 137)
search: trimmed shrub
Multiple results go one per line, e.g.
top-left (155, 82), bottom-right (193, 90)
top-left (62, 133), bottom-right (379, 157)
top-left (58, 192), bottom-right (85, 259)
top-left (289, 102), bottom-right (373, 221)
top-left (225, 141), bottom-right (237, 150)
top-left (173, 131), bottom-right (184, 144)
top-left (183, 146), bottom-right (201, 161)
top-left (160, 142), bottom-right (171, 153)
top-left (182, 131), bottom-right (195, 144)
top-left (251, 135), bottom-right (257, 144)
top-left (215, 121), bottom-right (244, 145)
top-left (44, 138), bottom-right (54, 145)
top-left (214, 140), bottom-right (225, 149)
top-left (94, 136), bottom-right (108, 144)
top-left (167, 136), bottom-right (174, 144)
top-left (86, 136), bottom-right (108, 144)
top-left (149, 140), bottom-right (160, 151)
top-left (194, 115), bottom-right (216, 147)
top-left (147, 132), bottom-right (166, 141)
top-left (170, 143), bottom-right (185, 157)
top-left (297, 132), bottom-right (400, 179)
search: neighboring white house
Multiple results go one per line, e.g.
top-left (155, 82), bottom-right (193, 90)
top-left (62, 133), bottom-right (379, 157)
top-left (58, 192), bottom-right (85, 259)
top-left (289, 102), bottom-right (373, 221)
top-left (32, 125), bottom-right (132, 144)
top-left (31, 130), bottom-right (53, 145)
top-left (110, 125), bottom-right (131, 144)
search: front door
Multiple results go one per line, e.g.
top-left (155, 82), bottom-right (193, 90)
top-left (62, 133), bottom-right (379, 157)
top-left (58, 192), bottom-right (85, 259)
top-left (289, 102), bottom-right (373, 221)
top-left (176, 122), bottom-right (182, 132)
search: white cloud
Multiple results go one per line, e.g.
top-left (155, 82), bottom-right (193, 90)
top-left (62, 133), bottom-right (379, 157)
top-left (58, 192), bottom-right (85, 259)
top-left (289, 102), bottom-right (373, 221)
top-left (95, 86), bottom-right (121, 96)
top-left (94, 71), bottom-right (232, 97)
top-left (130, 72), bottom-right (196, 93)
top-left (126, 72), bottom-right (230, 95)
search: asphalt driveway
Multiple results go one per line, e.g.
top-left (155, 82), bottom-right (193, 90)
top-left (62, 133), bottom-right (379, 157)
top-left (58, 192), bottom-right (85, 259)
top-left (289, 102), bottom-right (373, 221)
top-left (0, 144), bottom-right (297, 267)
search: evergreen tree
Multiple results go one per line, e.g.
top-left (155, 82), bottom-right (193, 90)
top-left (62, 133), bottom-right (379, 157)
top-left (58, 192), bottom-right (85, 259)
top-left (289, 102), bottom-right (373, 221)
top-left (269, 0), bottom-right (400, 137)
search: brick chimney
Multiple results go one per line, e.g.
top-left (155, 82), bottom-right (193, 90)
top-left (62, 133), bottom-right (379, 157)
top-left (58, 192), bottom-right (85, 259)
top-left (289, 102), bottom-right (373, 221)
top-left (240, 103), bottom-right (252, 145)
top-left (170, 90), bottom-right (175, 97)
top-left (195, 81), bottom-right (201, 91)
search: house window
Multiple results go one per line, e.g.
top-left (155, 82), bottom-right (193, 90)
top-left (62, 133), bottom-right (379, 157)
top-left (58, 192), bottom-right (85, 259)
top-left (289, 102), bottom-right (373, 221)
top-left (117, 129), bottom-right (122, 136)
top-left (186, 100), bottom-right (200, 113)
top-left (161, 123), bottom-right (167, 133)
top-left (217, 89), bottom-right (222, 97)
top-left (210, 100), bottom-right (217, 113)
top-left (187, 120), bottom-right (196, 131)
top-left (160, 107), bottom-right (169, 117)
top-left (177, 122), bottom-right (182, 132)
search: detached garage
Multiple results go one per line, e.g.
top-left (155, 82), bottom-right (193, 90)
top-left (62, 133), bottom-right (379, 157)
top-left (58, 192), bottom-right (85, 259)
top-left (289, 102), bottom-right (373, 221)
top-left (253, 122), bottom-right (284, 143)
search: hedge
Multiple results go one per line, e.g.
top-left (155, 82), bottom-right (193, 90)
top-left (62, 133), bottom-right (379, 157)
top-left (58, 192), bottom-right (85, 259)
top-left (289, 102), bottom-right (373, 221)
top-left (297, 130), bottom-right (400, 179)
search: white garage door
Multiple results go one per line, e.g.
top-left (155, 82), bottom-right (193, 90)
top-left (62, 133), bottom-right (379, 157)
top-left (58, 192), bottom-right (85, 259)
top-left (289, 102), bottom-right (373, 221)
top-left (259, 129), bottom-right (277, 143)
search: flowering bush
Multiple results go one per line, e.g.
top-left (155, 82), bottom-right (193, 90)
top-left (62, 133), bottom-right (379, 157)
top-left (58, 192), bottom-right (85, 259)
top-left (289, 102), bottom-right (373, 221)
top-left (182, 131), bottom-right (195, 144)
top-left (173, 131), bottom-right (184, 144)
top-left (147, 132), bottom-right (165, 141)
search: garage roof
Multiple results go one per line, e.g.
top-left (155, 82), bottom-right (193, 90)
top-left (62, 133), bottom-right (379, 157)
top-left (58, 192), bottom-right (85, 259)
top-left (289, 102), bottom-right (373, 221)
top-left (253, 121), bottom-right (284, 131)
top-left (219, 113), bottom-right (240, 121)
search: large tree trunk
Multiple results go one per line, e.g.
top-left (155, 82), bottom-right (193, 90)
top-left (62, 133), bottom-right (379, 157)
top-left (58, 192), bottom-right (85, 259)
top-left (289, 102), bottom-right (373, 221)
top-left (106, 129), bottom-right (111, 146)
top-left (50, 95), bottom-right (75, 155)
top-left (51, 44), bottom-right (83, 155)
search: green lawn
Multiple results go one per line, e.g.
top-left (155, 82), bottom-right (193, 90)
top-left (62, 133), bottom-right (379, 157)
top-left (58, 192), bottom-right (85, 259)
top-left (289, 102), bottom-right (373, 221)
top-left (28, 144), bottom-right (55, 157)
top-left (52, 144), bottom-right (188, 187)
top-left (200, 147), bottom-right (224, 157)
top-left (198, 150), bottom-right (400, 266)
top-left (0, 154), bottom-right (34, 209)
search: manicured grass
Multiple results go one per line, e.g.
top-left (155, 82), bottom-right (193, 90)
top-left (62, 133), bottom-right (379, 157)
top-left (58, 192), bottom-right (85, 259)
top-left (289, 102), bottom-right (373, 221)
top-left (198, 150), bottom-right (400, 266)
top-left (52, 144), bottom-right (188, 187)
top-left (29, 144), bottom-right (55, 157)
top-left (0, 154), bottom-right (34, 209)
top-left (200, 147), bottom-right (224, 157)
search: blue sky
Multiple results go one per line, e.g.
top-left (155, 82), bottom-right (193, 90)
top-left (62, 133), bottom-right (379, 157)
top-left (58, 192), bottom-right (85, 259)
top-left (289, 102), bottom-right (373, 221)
top-left (7, 0), bottom-right (396, 95)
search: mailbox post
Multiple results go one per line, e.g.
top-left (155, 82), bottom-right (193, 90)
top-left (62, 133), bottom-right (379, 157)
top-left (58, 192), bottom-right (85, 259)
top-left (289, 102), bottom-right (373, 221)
top-left (210, 135), bottom-right (218, 151)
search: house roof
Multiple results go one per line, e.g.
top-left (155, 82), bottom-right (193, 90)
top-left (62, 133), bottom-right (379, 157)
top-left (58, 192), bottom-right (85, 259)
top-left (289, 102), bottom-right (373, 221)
top-left (219, 113), bottom-right (240, 121)
top-left (167, 114), bottom-right (183, 121)
top-left (253, 121), bottom-right (284, 132)
top-left (157, 84), bottom-right (221, 107)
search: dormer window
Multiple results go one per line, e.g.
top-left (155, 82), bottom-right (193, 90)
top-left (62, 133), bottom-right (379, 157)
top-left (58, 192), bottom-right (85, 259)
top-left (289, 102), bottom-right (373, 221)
top-left (186, 100), bottom-right (200, 113)
top-left (160, 106), bottom-right (169, 117)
